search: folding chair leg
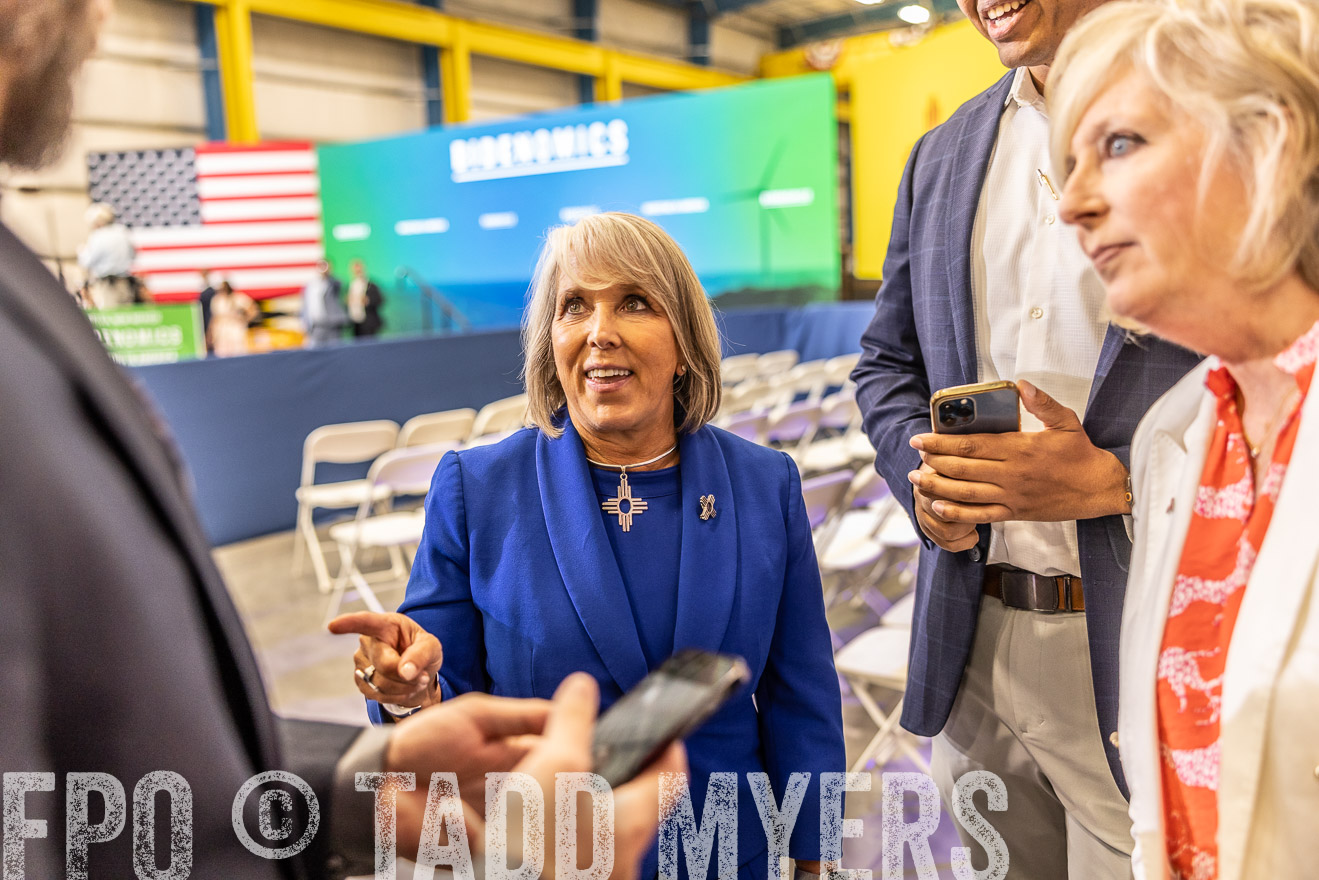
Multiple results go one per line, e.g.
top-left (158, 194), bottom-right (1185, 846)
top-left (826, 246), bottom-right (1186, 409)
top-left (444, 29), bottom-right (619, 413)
top-left (301, 509), bottom-right (334, 594)
top-left (387, 545), bottom-right (406, 578)
top-left (350, 569), bottom-right (386, 615)
top-left (849, 684), bottom-right (909, 773)
top-left (292, 503), bottom-right (308, 575)
top-left (323, 544), bottom-right (356, 626)
top-left (898, 734), bottom-right (931, 774)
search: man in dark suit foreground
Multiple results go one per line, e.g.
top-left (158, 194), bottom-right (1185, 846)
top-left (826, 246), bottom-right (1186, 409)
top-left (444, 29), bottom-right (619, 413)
top-left (0, 2), bottom-right (678, 877)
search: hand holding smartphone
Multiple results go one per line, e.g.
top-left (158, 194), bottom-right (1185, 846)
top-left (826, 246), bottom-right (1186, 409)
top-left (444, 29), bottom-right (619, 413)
top-left (930, 380), bottom-right (1021, 434)
top-left (591, 649), bottom-right (750, 787)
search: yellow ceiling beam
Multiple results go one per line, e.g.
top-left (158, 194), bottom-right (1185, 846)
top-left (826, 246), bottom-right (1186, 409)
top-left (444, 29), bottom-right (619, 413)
top-left (248, 0), bottom-right (454, 44)
top-left (212, 0), bottom-right (259, 142)
top-left (596, 53), bottom-right (623, 103)
top-left (463, 19), bottom-right (605, 76)
top-left (759, 19), bottom-right (986, 92)
top-left (441, 36), bottom-right (472, 124)
top-left (177, 0), bottom-right (745, 92)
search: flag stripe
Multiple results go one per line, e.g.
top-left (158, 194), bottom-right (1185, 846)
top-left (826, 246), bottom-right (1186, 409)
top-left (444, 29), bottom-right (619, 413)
top-left (143, 266), bottom-right (321, 296)
top-left (201, 197), bottom-right (322, 223)
top-left (195, 151), bottom-right (318, 176)
top-left (197, 174), bottom-right (319, 199)
top-left (195, 141), bottom-right (313, 153)
top-left (131, 220), bottom-right (323, 249)
top-left (136, 243), bottom-right (325, 273)
top-left (151, 288), bottom-right (297, 303)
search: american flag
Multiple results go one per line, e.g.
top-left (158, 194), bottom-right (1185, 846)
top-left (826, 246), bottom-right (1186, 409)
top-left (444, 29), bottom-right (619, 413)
top-left (86, 142), bottom-right (324, 301)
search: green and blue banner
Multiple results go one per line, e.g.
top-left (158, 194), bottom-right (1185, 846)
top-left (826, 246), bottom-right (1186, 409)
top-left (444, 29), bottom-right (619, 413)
top-left (317, 74), bottom-right (839, 333)
top-left (88, 303), bottom-right (204, 366)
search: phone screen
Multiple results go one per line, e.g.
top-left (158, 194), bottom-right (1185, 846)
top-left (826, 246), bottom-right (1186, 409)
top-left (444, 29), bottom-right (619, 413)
top-left (591, 650), bottom-right (749, 787)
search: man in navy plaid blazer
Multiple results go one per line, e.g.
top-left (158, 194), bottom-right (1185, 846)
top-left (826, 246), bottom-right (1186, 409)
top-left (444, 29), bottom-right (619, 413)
top-left (851, 0), bottom-right (1201, 876)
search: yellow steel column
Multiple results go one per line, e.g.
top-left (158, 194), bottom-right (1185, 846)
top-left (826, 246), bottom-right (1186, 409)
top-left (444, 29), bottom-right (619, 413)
top-left (595, 51), bottom-right (623, 103)
top-left (214, 0), bottom-right (260, 142)
top-left (441, 29), bottom-right (472, 124)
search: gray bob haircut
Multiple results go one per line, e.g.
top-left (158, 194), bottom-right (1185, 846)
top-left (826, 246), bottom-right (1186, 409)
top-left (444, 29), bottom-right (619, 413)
top-left (1049, 0), bottom-right (1319, 292)
top-left (521, 212), bottom-right (723, 438)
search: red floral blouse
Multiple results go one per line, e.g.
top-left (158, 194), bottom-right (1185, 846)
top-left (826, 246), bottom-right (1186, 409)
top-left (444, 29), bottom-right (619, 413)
top-left (1157, 321), bottom-right (1319, 880)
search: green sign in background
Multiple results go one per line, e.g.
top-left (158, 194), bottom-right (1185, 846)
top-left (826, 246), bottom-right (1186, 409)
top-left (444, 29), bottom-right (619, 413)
top-left (88, 303), bottom-right (204, 366)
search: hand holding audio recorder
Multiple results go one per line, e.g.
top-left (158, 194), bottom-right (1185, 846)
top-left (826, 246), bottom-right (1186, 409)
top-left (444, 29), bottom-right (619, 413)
top-left (591, 649), bottom-right (750, 788)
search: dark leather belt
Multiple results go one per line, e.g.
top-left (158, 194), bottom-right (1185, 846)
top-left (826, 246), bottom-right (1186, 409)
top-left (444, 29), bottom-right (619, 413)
top-left (983, 564), bottom-right (1084, 612)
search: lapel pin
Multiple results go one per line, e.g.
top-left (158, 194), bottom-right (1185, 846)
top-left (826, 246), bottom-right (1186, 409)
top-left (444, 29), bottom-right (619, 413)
top-left (699, 494), bottom-right (716, 521)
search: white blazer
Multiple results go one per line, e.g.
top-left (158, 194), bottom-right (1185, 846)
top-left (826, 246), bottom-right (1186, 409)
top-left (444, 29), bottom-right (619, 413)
top-left (1122, 359), bottom-right (1319, 880)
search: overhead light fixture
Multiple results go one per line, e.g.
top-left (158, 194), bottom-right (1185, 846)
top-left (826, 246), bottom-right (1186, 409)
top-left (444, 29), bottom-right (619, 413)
top-left (854, 0), bottom-right (885, 5)
top-left (898, 3), bottom-right (932, 23)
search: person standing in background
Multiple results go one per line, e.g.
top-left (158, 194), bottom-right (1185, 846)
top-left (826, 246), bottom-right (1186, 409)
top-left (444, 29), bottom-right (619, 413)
top-left (208, 279), bottom-right (257, 358)
top-left (301, 259), bottom-right (346, 347)
top-left (849, 0), bottom-right (1201, 875)
top-left (77, 202), bottom-right (135, 308)
top-left (346, 258), bottom-right (383, 338)
top-left (198, 269), bottom-right (217, 351)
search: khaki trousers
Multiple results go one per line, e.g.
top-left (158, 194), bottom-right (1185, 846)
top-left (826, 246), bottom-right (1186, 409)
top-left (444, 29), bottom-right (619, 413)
top-left (931, 597), bottom-right (1134, 880)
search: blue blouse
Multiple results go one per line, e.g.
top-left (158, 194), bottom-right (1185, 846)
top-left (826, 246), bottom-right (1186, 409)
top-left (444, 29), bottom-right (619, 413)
top-left (590, 465), bottom-right (682, 669)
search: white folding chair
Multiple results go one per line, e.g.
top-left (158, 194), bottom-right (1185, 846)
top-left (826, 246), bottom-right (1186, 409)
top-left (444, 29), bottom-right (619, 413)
top-left (720, 352), bottom-right (761, 386)
top-left (800, 392), bottom-right (865, 473)
top-left (293, 419), bottom-right (399, 593)
top-left (834, 625), bottom-right (929, 773)
top-left (818, 388), bottom-right (861, 432)
top-left (323, 444), bottom-right (451, 624)
top-left (824, 353), bottom-right (860, 390)
top-left (720, 377), bottom-right (776, 418)
top-left (845, 429), bottom-right (877, 463)
top-left (398, 408), bottom-right (476, 448)
top-left (756, 349), bottom-right (800, 378)
top-left (721, 410), bottom-right (769, 445)
top-left (766, 401), bottom-right (824, 467)
top-left (785, 359), bottom-right (832, 403)
top-left (468, 393), bottom-right (528, 442)
top-left (800, 469), bottom-right (855, 554)
top-left (879, 591), bottom-right (915, 628)
top-left (820, 469), bottom-right (921, 612)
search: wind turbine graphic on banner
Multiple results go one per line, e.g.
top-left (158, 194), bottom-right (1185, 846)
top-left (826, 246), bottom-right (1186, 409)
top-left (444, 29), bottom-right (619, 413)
top-left (720, 136), bottom-right (815, 279)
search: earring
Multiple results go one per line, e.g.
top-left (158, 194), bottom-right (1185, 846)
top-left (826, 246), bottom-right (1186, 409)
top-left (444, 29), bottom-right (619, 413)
top-left (677, 365), bottom-right (687, 376)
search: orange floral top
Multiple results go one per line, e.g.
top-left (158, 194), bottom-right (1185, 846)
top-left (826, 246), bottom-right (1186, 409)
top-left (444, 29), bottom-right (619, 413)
top-left (1157, 321), bottom-right (1319, 880)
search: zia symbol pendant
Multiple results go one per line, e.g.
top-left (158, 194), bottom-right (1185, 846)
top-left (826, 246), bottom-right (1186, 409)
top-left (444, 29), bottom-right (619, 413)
top-left (601, 470), bottom-right (649, 532)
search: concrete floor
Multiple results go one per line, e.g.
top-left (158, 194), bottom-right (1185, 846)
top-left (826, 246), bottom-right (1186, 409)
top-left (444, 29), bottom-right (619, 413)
top-left (214, 529), bottom-right (969, 878)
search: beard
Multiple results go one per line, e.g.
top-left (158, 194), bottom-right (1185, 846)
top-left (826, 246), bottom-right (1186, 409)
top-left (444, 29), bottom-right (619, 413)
top-left (0, 0), bottom-right (99, 171)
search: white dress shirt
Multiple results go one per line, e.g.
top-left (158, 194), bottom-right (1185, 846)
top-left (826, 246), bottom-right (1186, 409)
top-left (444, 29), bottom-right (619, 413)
top-left (77, 223), bottom-right (136, 280)
top-left (303, 277), bottom-right (327, 327)
top-left (346, 277), bottom-right (368, 324)
top-left (969, 67), bottom-right (1110, 577)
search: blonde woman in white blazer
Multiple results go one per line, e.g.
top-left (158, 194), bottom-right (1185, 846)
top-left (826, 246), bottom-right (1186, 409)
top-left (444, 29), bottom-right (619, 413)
top-left (1046, 1), bottom-right (1319, 878)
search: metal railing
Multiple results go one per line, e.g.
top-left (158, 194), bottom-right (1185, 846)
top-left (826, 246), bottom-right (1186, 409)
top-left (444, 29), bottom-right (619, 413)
top-left (396, 267), bottom-right (472, 335)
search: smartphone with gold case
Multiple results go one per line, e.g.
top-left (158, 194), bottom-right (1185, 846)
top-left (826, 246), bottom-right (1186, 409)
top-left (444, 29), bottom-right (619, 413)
top-left (930, 380), bottom-right (1021, 434)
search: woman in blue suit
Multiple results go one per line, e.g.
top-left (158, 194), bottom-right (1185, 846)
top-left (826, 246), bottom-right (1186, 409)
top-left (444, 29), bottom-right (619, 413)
top-left (333, 213), bottom-right (845, 880)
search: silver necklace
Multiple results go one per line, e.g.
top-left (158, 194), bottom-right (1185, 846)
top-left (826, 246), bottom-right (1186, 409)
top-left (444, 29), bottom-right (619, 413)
top-left (586, 445), bottom-right (677, 532)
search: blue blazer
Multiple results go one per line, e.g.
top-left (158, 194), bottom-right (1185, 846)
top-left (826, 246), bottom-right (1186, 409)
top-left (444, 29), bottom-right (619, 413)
top-left (371, 419), bottom-right (846, 878)
top-left (850, 73), bottom-right (1202, 795)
